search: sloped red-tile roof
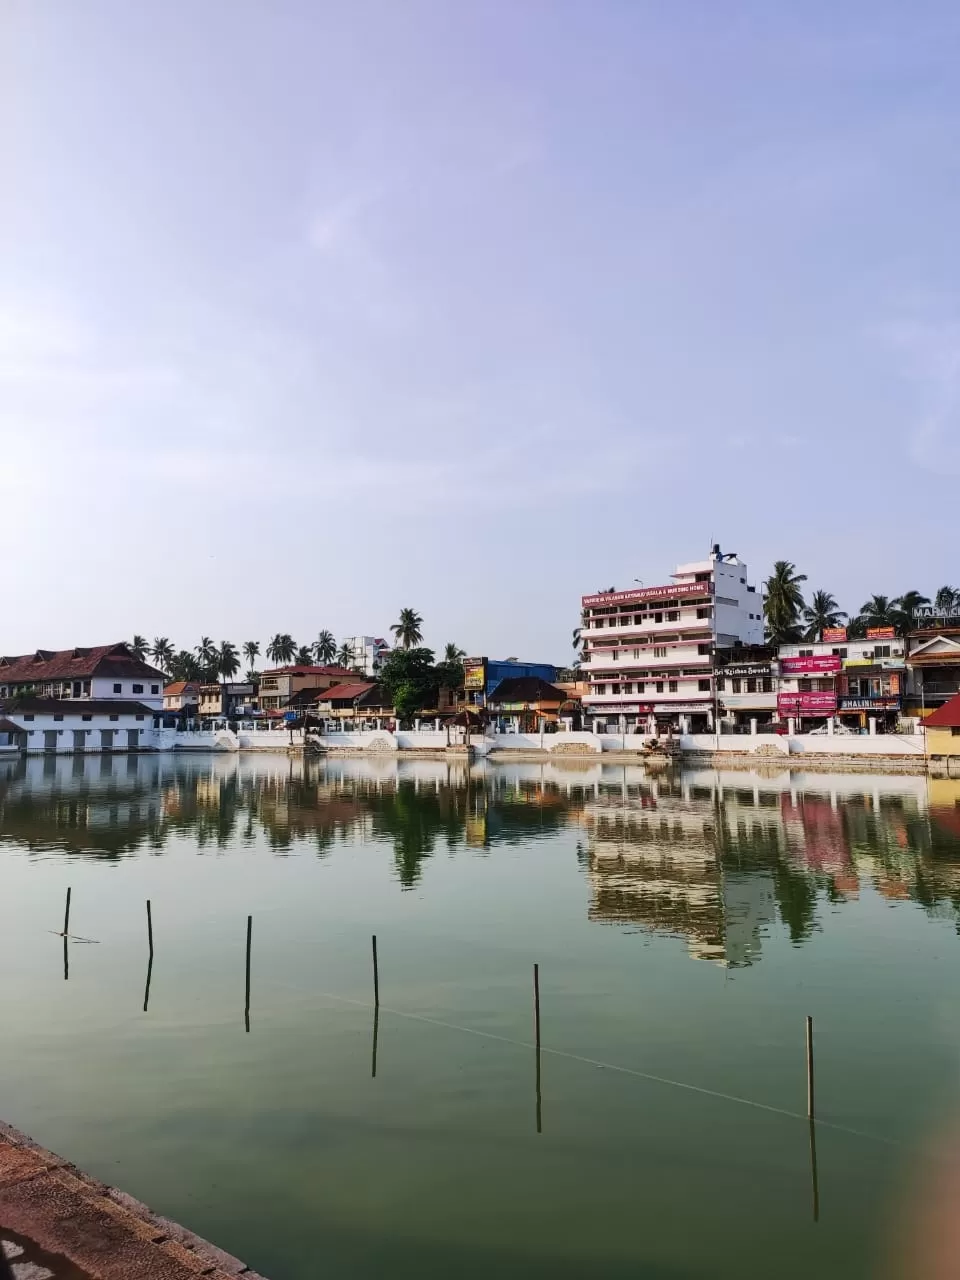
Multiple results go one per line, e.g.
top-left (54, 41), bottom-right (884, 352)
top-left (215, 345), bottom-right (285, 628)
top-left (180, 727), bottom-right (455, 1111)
top-left (163, 681), bottom-right (199, 696)
top-left (260, 665), bottom-right (356, 677)
top-left (314, 682), bottom-right (374, 702)
top-left (924, 692), bottom-right (960, 728)
top-left (0, 644), bottom-right (165, 684)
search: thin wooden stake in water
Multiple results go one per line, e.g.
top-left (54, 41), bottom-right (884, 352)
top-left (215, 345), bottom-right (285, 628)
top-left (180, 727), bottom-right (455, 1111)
top-left (371, 1006), bottom-right (379, 1079)
top-left (806, 1015), bottom-right (815, 1119)
top-left (63, 935), bottom-right (69, 983)
top-left (146, 900), bottom-right (154, 957)
top-left (372, 934), bottom-right (380, 1007)
top-left (534, 963), bottom-right (542, 1134)
top-left (808, 1118), bottom-right (820, 1223)
top-left (63, 886), bottom-right (72, 937)
top-left (143, 954), bottom-right (153, 1013)
top-left (244, 915), bottom-right (252, 1033)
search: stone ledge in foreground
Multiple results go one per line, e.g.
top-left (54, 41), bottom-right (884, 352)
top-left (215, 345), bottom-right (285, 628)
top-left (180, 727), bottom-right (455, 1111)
top-left (0, 1122), bottom-right (268, 1280)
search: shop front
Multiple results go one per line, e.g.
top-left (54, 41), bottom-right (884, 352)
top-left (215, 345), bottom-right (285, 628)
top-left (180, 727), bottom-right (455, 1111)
top-left (716, 660), bottom-right (776, 727)
top-left (777, 690), bottom-right (837, 729)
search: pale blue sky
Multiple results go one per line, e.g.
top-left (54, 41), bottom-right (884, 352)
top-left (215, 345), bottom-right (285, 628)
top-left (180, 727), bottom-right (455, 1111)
top-left (3, 1), bottom-right (959, 663)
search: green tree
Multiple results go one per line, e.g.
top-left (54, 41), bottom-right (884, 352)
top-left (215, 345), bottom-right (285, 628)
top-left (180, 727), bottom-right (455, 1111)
top-left (336, 641), bottom-right (356, 669)
top-left (893, 590), bottom-right (930, 635)
top-left (218, 641), bottom-right (240, 683)
top-left (378, 647), bottom-right (437, 721)
top-left (857, 594), bottom-right (897, 632)
top-left (168, 649), bottom-right (202, 682)
top-left (934, 585), bottom-right (958, 611)
top-left (801, 590), bottom-right (846, 641)
top-left (295, 644), bottom-right (314, 665)
top-left (266, 634), bottom-right (296, 665)
top-left (763, 561), bottom-right (807, 643)
top-left (443, 642), bottom-right (466, 662)
top-left (314, 630), bottom-right (336, 664)
top-left (391, 607), bottom-right (424, 650)
top-left (196, 636), bottom-right (218, 679)
top-left (130, 635), bottom-right (149, 661)
top-left (242, 641), bottom-right (260, 673)
top-left (150, 637), bottom-right (174, 674)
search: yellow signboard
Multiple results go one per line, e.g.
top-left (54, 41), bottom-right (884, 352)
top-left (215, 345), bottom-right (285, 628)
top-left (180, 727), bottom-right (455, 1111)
top-left (464, 661), bottom-right (486, 690)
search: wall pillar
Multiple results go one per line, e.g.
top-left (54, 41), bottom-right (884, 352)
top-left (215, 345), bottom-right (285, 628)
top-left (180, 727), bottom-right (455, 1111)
top-left (788, 717), bottom-right (796, 737)
top-left (827, 718), bottom-right (835, 736)
top-left (869, 716), bottom-right (877, 736)
top-left (749, 717), bottom-right (757, 736)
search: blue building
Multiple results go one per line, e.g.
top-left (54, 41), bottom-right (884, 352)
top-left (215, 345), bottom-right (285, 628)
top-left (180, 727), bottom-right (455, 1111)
top-left (463, 656), bottom-right (559, 704)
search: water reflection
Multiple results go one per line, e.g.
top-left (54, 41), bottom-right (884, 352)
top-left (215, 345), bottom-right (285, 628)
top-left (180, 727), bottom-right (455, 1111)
top-left (2, 754), bottom-right (960, 963)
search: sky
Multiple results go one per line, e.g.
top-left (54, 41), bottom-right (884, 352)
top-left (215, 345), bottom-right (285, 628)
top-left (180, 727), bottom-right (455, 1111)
top-left (3, 1), bottom-right (960, 665)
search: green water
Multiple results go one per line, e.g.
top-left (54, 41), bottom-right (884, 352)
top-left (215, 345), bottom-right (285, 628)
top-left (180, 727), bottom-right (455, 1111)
top-left (2, 752), bottom-right (960, 1279)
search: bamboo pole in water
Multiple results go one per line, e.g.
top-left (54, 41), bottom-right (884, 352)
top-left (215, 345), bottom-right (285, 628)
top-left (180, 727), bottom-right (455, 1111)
top-left (63, 886), bottom-right (72, 937)
top-left (146, 900), bottom-right (154, 957)
top-left (372, 935), bottom-right (380, 1007)
top-left (806, 1015), bottom-right (815, 1119)
top-left (534, 963), bottom-right (542, 1134)
top-left (245, 915), bottom-right (253, 1033)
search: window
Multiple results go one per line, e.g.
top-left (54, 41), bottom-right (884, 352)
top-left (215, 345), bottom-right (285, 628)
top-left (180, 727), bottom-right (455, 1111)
top-left (875, 645), bottom-right (891, 658)
top-left (633, 649), bottom-right (641, 659)
top-left (698, 643), bottom-right (711, 655)
top-left (732, 679), bottom-right (741, 693)
top-left (695, 572), bottom-right (711, 582)
top-left (136, 714), bottom-right (144, 721)
top-left (594, 619), bottom-right (604, 629)
top-left (73, 681), bottom-right (82, 697)
top-left (151, 685), bottom-right (159, 694)
top-left (832, 648), bottom-right (848, 659)
top-left (654, 613), bottom-right (663, 624)
top-left (622, 683), bottom-right (632, 694)
top-left (113, 683), bottom-right (122, 693)
top-left (23, 714), bottom-right (34, 722)
top-left (54, 714), bottom-right (63, 722)
top-left (83, 680), bottom-right (91, 695)
top-left (667, 611), bottom-right (679, 622)
top-left (762, 677), bottom-right (772, 693)
top-left (799, 650), bottom-right (813, 658)
top-left (668, 680), bottom-right (678, 693)
top-left (82, 714), bottom-right (92, 722)
top-left (634, 615), bottom-right (643, 625)
top-left (799, 679), bottom-right (812, 693)
top-left (746, 678), bottom-right (757, 693)
top-left (696, 607), bottom-right (711, 619)
top-left (636, 682), bottom-right (645, 693)
top-left (716, 677), bottom-right (726, 691)
top-left (595, 684), bottom-right (606, 695)
top-left (611, 650), bottom-right (619, 661)
top-left (109, 714), bottom-right (119, 722)
top-left (656, 681), bottom-right (664, 693)
top-left (952, 727), bottom-right (960, 737)
top-left (132, 683), bottom-right (143, 694)
top-left (698, 679), bottom-right (710, 692)
top-left (653, 646), bottom-right (667, 659)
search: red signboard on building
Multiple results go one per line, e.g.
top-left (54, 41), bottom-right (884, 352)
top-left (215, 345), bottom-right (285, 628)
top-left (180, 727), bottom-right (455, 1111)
top-left (778, 691), bottom-right (838, 715)
top-left (866, 627), bottom-right (896, 640)
top-left (581, 582), bottom-right (713, 608)
top-left (779, 655), bottom-right (842, 675)
top-left (822, 627), bottom-right (847, 643)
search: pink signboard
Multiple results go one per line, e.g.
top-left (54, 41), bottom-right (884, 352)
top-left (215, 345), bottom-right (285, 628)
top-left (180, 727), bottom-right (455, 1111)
top-left (777, 691), bottom-right (838, 715)
top-left (779, 655), bottom-right (842, 675)
top-left (582, 582), bottom-right (713, 608)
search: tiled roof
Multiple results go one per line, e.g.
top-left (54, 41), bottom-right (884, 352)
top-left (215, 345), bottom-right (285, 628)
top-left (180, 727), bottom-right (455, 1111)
top-left (924, 692), bottom-right (960, 728)
top-left (487, 676), bottom-right (569, 704)
top-left (0, 644), bottom-right (165, 685)
top-left (315, 682), bottom-right (374, 703)
top-left (163, 681), bottom-right (198, 696)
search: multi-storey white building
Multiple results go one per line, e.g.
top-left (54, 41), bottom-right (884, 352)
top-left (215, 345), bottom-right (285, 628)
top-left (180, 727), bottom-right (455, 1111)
top-left (579, 546), bottom-right (764, 733)
top-left (340, 636), bottom-right (390, 676)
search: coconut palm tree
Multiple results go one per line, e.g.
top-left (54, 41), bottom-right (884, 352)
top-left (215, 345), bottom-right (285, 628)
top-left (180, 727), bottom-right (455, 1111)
top-left (217, 641), bottom-right (240, 683)
top-left (336, 641), bottom-right (357, 669)
top-left (150, 637), bottom-right (174, 674)
top-left (763, 561), bottom-right (807, 643)
top-left (391, 608), bottom-right (423, 650)
top-left (892, 590), bottom-right (930, 635)
top-left (443, 643), bottom-right (466, 662)
top-left (295, 644), bottom-right (314, 666)
top-left (266, 634), bottom-right (297, 665)
top-left (857, 594), bottom-right (897, 632)
top-left (934, 585), bottom-right (958, 612)
top-left (313, 630), bottom-right (336, 665)
top-left (195, 636), bottom-right (217, 679)
top-left (801, 590), bottom-right (846, 642)
top-left (242, 640), bottom-right (260, 673)
top-left (130, 635), bottom-right (149, 661)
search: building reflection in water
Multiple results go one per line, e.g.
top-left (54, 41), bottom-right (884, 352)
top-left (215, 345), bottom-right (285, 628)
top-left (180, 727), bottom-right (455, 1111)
top-left (1, 755), bottom-right (960, 961)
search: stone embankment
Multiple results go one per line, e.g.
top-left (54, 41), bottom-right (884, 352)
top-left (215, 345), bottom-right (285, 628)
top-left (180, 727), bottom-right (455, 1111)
top-left (0, 1123), bottom-right (266, 1280)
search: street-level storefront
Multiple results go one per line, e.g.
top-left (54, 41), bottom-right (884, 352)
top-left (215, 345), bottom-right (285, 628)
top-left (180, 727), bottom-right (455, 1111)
top-left (777, 690), bottom-right (837, 730)
top-left (716, 660), bottom-right (776, 727)
top-left (837, 665), bottom-right (903, 730)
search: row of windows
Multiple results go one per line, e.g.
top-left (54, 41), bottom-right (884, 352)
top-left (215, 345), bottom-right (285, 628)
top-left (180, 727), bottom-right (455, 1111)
top-left (593, 680), bottom-right (712, 695)
top-left (20, 713), bottom-right (145, 723)
top-left (587, 644), bottom-right (712, 661)
top-left (716, 677), bottom-right (774, 693)
top-left (114, 682), bottom-right (160, 695)
top-left (587, 608), bottom-right (712, 628)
